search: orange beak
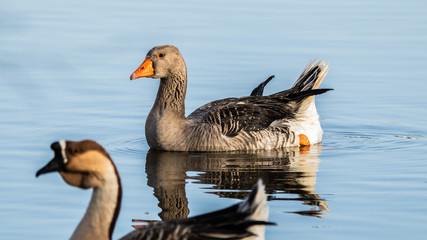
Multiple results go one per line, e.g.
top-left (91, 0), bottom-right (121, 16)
top-left (130, 58), bottom-right (154, 80)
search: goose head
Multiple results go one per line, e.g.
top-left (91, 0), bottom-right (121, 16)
top-left (36, 140), bottom-right (117, 189)
top-left (130, 45), bottom-right (186, 80)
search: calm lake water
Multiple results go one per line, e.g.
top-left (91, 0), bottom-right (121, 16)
top-left (1, 0), bottom-right (427, 239)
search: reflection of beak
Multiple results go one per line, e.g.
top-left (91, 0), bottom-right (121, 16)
top-left (36, 158), bottom-right (62, 177)
top-left (130, 58), bottom-right (154, 80)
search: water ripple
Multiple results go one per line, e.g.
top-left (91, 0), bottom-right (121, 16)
top-left (325, 128), bottom-right (426, 152)
top-left (107, 137), bottom-right (148, 155)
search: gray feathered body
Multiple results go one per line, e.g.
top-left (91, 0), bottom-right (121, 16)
top-left (147, 65), bottom-right (329, 151)
top-left (141, 45), bottom-right (331, 151)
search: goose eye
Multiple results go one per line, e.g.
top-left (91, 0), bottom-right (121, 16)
top-left (158, 53), bottom-right (165, 58)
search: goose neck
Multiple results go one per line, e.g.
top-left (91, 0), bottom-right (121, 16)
top-left (152, 72), bottom-right (187, 119)
top-left (70, 168), bottom-right (122, 240)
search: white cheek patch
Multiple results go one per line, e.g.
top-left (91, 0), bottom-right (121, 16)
top-left (59, 140), bottom-right (68, 164)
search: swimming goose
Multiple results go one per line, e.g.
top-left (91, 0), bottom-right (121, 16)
top-left (36, 140), bottom-right (274, 240)
top-left (130, 45), bottom-right (332, 151)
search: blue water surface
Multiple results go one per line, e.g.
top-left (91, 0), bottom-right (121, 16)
top-left (1, 0), bottom-right (426, 239)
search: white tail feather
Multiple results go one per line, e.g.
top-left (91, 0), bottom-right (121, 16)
top-left (293, 60), bottom-right (329, 91)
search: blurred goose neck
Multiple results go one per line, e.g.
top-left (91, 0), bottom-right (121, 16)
top-left (70, 168), bottom-right (122, 240)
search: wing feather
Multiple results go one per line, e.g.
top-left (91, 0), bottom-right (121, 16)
top-left (201, 96), bottom-right (297, 137)
top-left (193, 89), bottom-right (332, 137)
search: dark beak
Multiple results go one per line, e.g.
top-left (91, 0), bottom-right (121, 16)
top-left (36, 157), bottom-right (62, 177)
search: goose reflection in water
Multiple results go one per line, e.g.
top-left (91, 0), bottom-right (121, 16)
top-left (145, 145), bottom-right (329, 221)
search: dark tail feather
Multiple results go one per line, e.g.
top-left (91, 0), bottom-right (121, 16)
top-left (287, 88), bottom-right (333, 115)
top-left (287, 88), bottom-right (333, 101)
top-left (250, 75), bottom-right (275, 96)
top-left (269, 60), bottom-right (329, 99)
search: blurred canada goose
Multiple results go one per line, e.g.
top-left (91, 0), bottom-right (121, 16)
top-left (36, 140), bottom-right (274, 240)
top-left (130, 45), bottom-right (332, 151)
